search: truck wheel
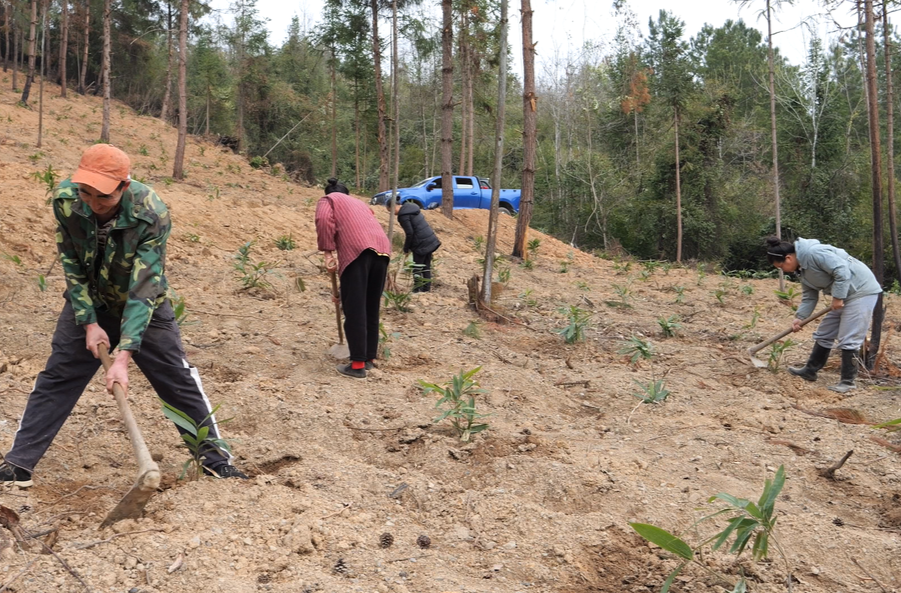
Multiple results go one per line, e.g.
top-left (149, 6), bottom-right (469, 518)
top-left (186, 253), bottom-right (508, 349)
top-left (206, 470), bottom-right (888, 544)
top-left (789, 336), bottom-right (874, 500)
top-left (499, 205), bottom-right (515, 216)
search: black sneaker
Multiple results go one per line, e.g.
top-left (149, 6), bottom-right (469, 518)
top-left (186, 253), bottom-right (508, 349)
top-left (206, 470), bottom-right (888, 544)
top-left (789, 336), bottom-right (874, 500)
top-left (336, 363), bottom-right (366, 379)
top-left (0, 462), bottom-right (33, 488)
top-left (203, 464), bottom-right (249, 479)
top-left (365, 361), bottom-right (377, 371)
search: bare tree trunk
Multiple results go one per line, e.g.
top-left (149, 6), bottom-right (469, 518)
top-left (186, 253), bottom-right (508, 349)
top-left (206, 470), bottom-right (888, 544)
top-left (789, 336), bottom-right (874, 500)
top-left (77, 0), bottom-right (87, 94)
top-left (865, 0), bottom-right (885, 367)
top-left (766, 0), bottom-right (785, 290)
top-left (458, 9), bottom-right (468, 176)
top-left (466, 52), bottom-right (474, 175)
top-left (37, 0), bottom-right (45, 145)
top-left (354, 89), bottom-right (360, 189)
top-left (234, 1), bottom-right (245, 152)
top-left (20, 0), bottom-right (36, 104)
top-left (3, 2), bottom-right (8, 73)
top-left (58, 0), bottom-right (67, 96)
top-left (371, 0), bottom-right (389, 191)
top-left (481, 0), bottom-right (507, 303)
top-left (883, 2), bottom-right (901, 280)
top-left (205, 83), bottom-right (210, 134)
top-left (159, 2), bottom-right (173, 122)
top-left (99, 0), bottom-right (110, 142)
top-left (171, 0), bottom-right (188, 179)
top-left (387, 0), bottom-right (399, 241)
top-left (674, 106), bottom-right (683, 263)
top-left (12, 15), bottom-right (18, 90)
top-left (512, 0), bottom-right (536, 259)
top-left (440, 0), bottom-right (454, 218)
top-left (330, 49), bottom-right (337, 179)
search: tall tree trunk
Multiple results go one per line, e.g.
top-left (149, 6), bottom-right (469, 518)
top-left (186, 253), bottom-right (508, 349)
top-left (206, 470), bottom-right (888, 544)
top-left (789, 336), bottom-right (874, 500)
top-left (458, 9), bottom-right (468, 176)
top-left (4, 1), bottom-right (10, 72)
top-left (766, 0), bottom-right (785, 290)
top-left (99, 0), bottom-right (110, 142)
top-left (481, 0), bottom-right (507, 303)
top-left (37, 0), bottom-right (45, 145)
top-left (512, 0), bottom-right (536, 259)
top-left (205, 83), bottom-right (210, 134)
top-left (388, 0), bottom-right (399, 241)
top-left (330, 49), bottom-right (337, 179)
top-left (58, 0), bottom-right (67, 96)
top-left (466, 51), bottom-right (474, 175)
top-left (371, 0), bottom-right (389, 191)
top-left (354, 87), bottom-right (360, 189)
top-left (12, 14), bottom-right (18, 90)
top-left (440, 0), bottom-right (454, 218)
top-left (674, 106), bottom-right (683, 263)
top-left (20, 0), bottom-right (36, 104)
top-left (77, 0), bottom-right (87, 94)
top-left (171, 0), bottom-right (188, 179)
top-left (884, 2), bottom-right (901, 281)
top-left (159, 1), bottom-right (173, 122)
top-left (865, 0), bottom-right (885, 368)
top-left (234, 3), bottom-right (245, 153)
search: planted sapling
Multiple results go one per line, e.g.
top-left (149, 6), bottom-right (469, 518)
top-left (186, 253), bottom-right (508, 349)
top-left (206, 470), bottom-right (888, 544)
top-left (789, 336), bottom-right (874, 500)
top-left (618, 335), bottom-right (654, 363)
top-left (633, 379), bottom-right (670, 404)
top-left (557, 305), bottom-right (591, 344)
top-left (658, 315), bottom-right (681, 338)
top-left (161, 401), bottom-right (233, 480)
top-left (420, 367), bottom-right (491, 442)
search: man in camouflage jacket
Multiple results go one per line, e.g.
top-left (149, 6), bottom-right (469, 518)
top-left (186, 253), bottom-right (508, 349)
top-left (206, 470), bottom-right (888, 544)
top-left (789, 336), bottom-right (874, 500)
top-left (0, 144), bottom-right (246, 487)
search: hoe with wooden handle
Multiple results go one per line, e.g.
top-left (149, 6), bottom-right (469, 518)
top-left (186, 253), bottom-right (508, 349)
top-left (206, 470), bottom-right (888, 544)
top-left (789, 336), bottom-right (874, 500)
top-left (328, 269), bottom-right (350, 359)
top-left (98, 346), bottom-right (161, 528)
top-left (747, 306), bottom-right (831, 368)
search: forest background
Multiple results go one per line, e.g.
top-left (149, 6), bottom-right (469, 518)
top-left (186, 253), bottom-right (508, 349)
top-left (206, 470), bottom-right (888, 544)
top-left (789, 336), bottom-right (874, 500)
top-left (1, 0), bottom-right (899, 276)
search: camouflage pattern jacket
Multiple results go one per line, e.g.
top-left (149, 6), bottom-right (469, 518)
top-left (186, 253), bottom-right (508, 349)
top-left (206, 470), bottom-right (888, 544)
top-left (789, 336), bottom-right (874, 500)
top-left (54, 179), bottom-right (170, 352)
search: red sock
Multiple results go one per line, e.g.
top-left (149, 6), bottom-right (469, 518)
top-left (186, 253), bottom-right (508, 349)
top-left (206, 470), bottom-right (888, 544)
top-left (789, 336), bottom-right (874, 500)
top-left (351, 361), bottom-right (365, 370)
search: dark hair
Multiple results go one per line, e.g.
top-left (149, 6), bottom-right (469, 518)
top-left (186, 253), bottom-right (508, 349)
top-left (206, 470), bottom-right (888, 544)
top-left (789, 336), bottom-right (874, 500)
top-left (764, 236), bottom-right (795, 264)
top-left (324, 178), bottom-right (349, 194)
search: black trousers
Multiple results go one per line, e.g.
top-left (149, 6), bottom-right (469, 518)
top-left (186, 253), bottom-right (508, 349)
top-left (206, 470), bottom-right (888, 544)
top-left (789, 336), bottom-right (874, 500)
top-left (412, 251), bottom-right (434, 292)
top-left (340, 249), bottom-right (389, 362)
top-left (5, 298), bottom-right (229, 472)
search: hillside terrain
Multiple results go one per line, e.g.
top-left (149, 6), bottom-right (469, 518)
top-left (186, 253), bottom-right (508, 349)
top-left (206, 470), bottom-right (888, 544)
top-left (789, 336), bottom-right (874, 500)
top-left (2, 80), bottom-right (901, 593)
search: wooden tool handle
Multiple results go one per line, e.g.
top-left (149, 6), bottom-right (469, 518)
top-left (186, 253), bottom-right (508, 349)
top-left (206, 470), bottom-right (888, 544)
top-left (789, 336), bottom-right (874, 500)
top-left (748, 306), bottom-right (831, 356)
top-left (98, 346), bottom-right (158, 475)
top-left (329, 269), bottom-right (345, 345)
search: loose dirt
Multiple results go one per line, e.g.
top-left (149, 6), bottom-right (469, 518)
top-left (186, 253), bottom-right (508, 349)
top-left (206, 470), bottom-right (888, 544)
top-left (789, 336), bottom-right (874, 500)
top-left (2, 78), bottom-right (901, 593)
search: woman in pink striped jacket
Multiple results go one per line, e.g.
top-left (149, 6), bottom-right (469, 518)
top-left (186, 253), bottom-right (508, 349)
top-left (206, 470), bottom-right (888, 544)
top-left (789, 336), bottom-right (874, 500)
top-left (316, 189), bottom-right (391, 378)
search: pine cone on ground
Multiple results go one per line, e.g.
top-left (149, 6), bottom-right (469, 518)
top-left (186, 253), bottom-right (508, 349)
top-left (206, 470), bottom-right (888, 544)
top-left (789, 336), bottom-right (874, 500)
top-left (416, 534), bottom-right (431, 549)
top-left (333, 558), bottom-right (349, 574)
top-left (379, 532), bottom-right (394, 548)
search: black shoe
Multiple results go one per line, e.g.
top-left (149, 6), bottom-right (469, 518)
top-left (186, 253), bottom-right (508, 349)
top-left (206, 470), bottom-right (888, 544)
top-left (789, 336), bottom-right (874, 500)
top-left (337, 363), bottom-right (366, 379)
top-left (829, 349), bottom-right (859, 394)
top-left (203, 464), bottom-right (249, 479)
top-left (0, 461), bottom-right (33, 488)
top-left (365, 361), bottom-right (377, 371)
top-left (788, 343), bottom-right (831, 382)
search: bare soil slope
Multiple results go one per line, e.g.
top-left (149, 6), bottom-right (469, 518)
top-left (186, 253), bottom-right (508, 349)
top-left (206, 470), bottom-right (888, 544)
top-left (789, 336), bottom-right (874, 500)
top-left (2, 81), bottom-right (901, 593)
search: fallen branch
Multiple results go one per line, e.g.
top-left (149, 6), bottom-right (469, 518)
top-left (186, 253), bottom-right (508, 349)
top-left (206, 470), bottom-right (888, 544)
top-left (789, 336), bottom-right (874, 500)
top-left (0, 557), bottom-right (39, 593)
top-left (44, 485), bottom-right (106, 508)
top-left (852, 557), bottom-right (889, 593)
top-left (819, 450), bottom-right (854, 480)
top-left (555, 379), bottom-right (591, 387)
top-left (74, 527), bottom-right (166, 550)
top-left (322, 503), bottom-right (351, 520)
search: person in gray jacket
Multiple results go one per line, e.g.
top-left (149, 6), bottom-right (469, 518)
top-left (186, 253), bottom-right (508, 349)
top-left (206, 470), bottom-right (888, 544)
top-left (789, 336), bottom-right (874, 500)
top-left (765, 236), bottom-right (882, 393)
top-left (389, 199), bottom-right (441, 292)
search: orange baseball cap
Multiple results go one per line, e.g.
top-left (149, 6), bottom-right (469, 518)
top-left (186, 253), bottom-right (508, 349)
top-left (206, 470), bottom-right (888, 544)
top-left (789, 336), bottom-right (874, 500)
top-left (71, 144), bottom-right (131, 194)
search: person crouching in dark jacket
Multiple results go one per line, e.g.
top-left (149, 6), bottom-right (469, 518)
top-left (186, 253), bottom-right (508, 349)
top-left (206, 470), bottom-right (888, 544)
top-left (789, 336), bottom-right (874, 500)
top-left (389, 199), bottom-right (441, 292)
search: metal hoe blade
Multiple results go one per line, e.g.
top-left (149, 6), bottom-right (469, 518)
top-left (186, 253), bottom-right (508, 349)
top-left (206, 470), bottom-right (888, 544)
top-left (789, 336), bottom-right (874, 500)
top-left (100, 468), bottom-right (161, 528)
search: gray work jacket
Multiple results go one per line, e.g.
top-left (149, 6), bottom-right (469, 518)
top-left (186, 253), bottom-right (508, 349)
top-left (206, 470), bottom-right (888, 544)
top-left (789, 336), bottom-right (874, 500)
top-left (794, 238), bottom-right (882, 319)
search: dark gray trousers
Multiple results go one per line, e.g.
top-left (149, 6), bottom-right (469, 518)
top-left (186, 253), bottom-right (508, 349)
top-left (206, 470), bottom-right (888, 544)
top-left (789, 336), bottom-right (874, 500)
top-left (5, 298), bottom-right (229, 473)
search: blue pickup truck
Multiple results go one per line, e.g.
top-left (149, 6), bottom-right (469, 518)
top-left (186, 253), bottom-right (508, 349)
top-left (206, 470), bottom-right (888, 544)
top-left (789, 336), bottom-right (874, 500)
top-left (370, 175), bottom-right (521, 215)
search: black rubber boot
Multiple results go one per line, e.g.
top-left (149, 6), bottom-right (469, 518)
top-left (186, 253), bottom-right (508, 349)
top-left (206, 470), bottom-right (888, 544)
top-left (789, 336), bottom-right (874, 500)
top-left (788, 343), bottom-right (831, 382)
top-left (828, 349), bottom-right (859, 393)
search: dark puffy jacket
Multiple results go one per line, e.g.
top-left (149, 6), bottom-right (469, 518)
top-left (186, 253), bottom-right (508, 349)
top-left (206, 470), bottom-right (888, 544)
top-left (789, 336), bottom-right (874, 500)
top-left (397, 202), bottom-right (440, 255)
